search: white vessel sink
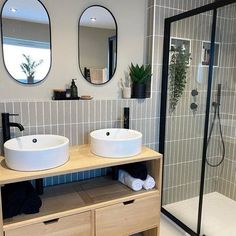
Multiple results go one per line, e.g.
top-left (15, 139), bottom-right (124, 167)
top-left (90, 128), bottom-right (142, 158)
top-left (4, 135), bottom-right (69, 171)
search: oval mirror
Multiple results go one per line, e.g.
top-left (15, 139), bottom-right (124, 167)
top-left (79, 6), bottom-right (117, 85)
top-left (1, 0), bottom-right (51, 84)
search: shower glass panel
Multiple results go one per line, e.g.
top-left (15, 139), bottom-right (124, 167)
top-left (202, 2), bottom-right (236, 236)
top-left (162, 11), bottom-right (213, 234)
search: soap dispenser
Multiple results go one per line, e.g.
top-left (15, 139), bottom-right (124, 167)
top-left (70, 79), bottom-right (78, 98)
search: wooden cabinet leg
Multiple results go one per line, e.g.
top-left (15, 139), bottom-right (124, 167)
top-left (91, 210), bottom-right (95, 236)
top-left (143, 226), bottom-right (159, 236)
top-left (0, 187), bottom-right (4, 236)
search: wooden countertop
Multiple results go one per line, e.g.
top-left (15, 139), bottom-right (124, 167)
top-left (0, 144), bottom-right (162, 185)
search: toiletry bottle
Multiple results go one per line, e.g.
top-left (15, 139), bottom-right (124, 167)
top-left (70, 79), bottom-right (78, 98)
top-left (66, 89), bottom-right (70, 98)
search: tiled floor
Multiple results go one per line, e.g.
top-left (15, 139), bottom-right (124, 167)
top-left (160, 214), bottom-right (186, 236)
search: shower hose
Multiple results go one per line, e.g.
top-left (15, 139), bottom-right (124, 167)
top-left (206, 103), bottom-right (225, 167)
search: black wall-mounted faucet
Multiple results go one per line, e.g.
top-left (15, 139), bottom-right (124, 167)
top-left (1, 113), bottom-right (24, 143)
top-left (124, 107), bottom-right (129, 129)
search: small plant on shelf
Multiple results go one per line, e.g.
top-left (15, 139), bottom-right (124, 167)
top-left (129, 63), bottom-right (152, 98)
top-left (168, 46), bottom-right (191, 113)
top-left (20, 54), bottom-right (43, 84)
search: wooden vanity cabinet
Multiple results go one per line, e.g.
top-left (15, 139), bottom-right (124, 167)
top-left (0, 145), bottom-right (162, 236)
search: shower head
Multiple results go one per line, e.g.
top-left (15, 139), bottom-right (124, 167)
top-left (212, 83), bottom-right (222, 108)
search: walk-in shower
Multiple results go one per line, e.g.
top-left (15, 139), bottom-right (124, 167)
top-left (159, 0), bottom-right (236, 235)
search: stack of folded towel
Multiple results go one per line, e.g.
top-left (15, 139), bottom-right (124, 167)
top-left (2, 181), bottom-right (42, 219)
top-left (118, 163), bottom-right (156, 191)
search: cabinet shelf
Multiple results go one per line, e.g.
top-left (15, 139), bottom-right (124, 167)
top-left (3, 176), bottom-right (159, 231)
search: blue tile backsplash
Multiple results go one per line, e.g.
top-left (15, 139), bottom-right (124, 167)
top-left (44, 168), bottom-right (108, 187)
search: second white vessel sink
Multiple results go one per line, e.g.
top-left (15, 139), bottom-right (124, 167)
top-left (90, 128), bottom-right (142, 158)
top-left (4, 135), bottom-right (69, 171)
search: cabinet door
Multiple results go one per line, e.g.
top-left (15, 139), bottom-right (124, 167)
top-left (5, 211), bottom-right (92, 236)
top-left (96, 195), bottom-right (160, 236)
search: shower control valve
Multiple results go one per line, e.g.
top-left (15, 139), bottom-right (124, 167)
top-left (191, 89), bottom-right (199, 97)
top-left (190, 103), bottom-right (198, 112)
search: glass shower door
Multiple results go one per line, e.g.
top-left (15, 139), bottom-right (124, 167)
top-left (161, 10), bottom-right (214, 234)
top-left (201, 2), bottom-right (236, 236)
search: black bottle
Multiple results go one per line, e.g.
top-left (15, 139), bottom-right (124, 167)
top-left (70, 79), bottom-right (78, 98)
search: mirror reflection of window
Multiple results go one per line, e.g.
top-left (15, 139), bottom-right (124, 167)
top-left (1, 0), bottom-right (51, 84)
top-left (79, 6), bottom-right (117, 85)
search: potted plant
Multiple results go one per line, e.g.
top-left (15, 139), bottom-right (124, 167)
top-left (168, 46), bottom-right (191, 113)
top-left (129, 63), bottom-right (152, 98)
top-left (20, 54), bottom-right (43, 84)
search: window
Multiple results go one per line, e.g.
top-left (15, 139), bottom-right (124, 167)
top-left (3, 37), bottom-right (50, 83)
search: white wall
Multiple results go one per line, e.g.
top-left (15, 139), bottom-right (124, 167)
top-left (0, 0), bottom-right (146, 99)
top-left (2, 18), bottom-right (50, 42)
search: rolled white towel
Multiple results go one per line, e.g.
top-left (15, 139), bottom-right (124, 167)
top-left (118, 169), bottom-right (143, 191)
top-left (143, 175), bottom-right (156, 190)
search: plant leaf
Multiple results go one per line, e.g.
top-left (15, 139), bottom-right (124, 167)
top-left (168, 46), bottom-right (191, 113)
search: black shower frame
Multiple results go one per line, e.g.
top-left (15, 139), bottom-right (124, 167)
top-left (159, 0), bottom-right (236, 235)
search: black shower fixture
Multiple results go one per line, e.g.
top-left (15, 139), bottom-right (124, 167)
top-left (191, 89), bottom-right (199, 97)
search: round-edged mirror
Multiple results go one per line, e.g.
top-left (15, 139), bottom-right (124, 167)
top-left (1, 0), bottom-right (51, 84)
top-left (79, 5), bottom-right (117, 85)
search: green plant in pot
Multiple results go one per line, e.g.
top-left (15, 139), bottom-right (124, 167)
top-left (129, 63), bottom-right (152, 98)
top-left (168, 46), bottom-right (191, 113)
top-left (20, 54), bottom-right (43, 84)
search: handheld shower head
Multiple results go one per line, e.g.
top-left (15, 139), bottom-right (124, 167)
top-left (217, 83), bottom-right (222, 106)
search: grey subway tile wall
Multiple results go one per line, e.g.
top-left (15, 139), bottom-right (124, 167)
top-left (213, 3), bottom-right (236, 201)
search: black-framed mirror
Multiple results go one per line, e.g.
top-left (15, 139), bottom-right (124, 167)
top-left (79, 5), bottom-right (117, 85)
top-left (1, 0), bottom-right (51, 84)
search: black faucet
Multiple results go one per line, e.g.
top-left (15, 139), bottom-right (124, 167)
top-left (112, 107), bottom-right (130, 180)
top-left (2, 113), bottom-right (24, 143)
top-left (2, 113), bottom-right (44, 195)
top-left (124, 107), bottom-right (129, 129)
